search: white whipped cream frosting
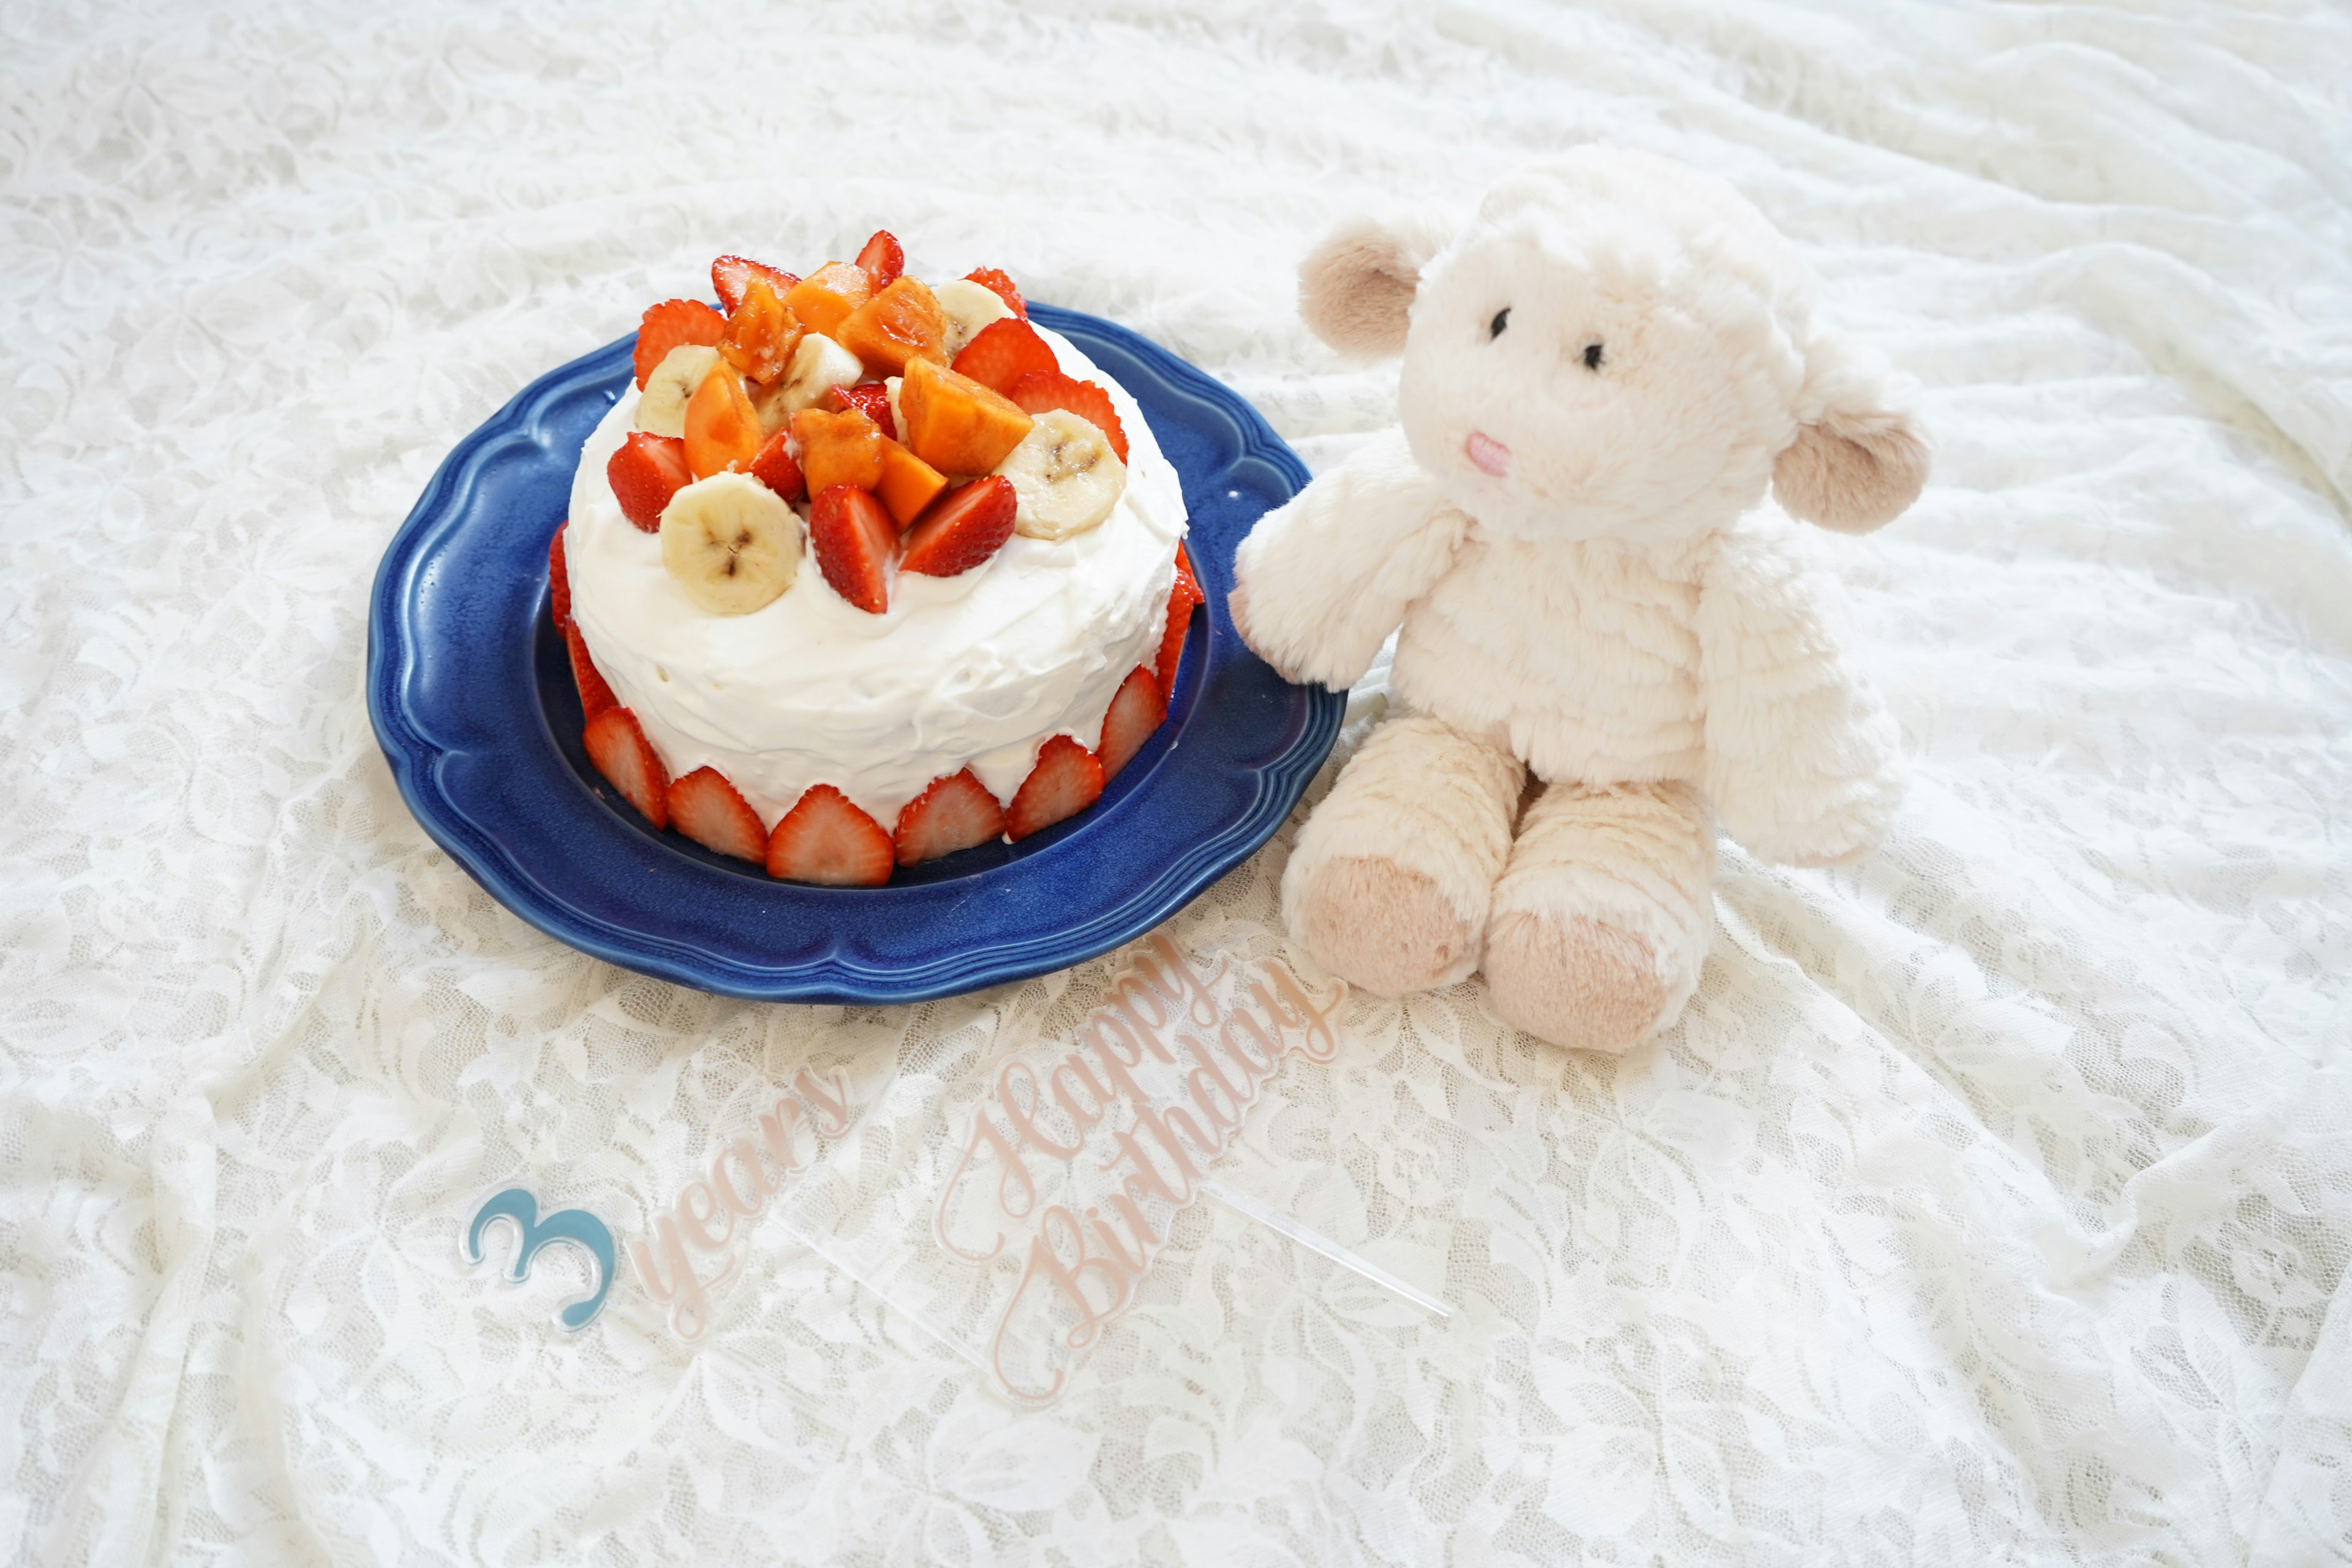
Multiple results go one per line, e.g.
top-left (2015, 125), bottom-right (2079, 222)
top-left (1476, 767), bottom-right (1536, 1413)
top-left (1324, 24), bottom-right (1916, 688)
top-left (566, 327), bottom-right (1185, 832)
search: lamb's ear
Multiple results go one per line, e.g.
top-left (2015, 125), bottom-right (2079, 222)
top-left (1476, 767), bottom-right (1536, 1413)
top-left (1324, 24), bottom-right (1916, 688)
top-left (1774, 330), bottom-right (1931, 534)
top-left (1297, 211), bottom-right (1450, 359)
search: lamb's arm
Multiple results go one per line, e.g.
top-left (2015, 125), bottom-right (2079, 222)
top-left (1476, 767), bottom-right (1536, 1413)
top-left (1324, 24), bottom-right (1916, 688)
top-left (1229, 428), bottom-right (1466, 690)
top-left (1695, 526), bottom-right (1904, 866)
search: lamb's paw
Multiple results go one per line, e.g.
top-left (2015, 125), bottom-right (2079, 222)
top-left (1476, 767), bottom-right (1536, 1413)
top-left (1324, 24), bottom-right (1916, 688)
top-left (1478, 780), bottom-right (1716, 1055)
top-left (1226, 582), bottom-right (1309, 685)
top-left (1289, 853), bottom-right (1482, 995)
top-left (1481, 910), bottom-right (1672, 1055)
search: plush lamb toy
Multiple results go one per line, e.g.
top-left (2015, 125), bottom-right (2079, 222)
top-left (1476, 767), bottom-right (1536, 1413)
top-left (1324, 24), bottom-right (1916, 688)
top-left (1230, 146), bottom-right (1929, 1055)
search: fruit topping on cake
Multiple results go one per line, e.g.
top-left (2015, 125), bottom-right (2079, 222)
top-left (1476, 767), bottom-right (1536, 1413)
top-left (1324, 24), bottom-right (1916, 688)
top-left (785, 262), bottom-right (874, 339)
top-left (660, 472), bottom-right (801, 615)
top-left (1000, 410), bottom-right (1125, 541)
top-left (839, 276), bottom-right (946, 377)
top-left (962, 267), bottom-right (1028, 320)
top-left (756, 334), bottom-right (865, 432)
top-left (1006, 735), bottom-right (1106, 841)
top-left (855, 229), bottom-right (905, 288)
top-left (633, 300), bottom-right (726, 390)
top-left (750, 426), bottom-right (807, 501)
top-left (1098, 665), bottom-right (1166, 780)
top-left (638, 345), bottom-right (723, 437)
top-left (808, 483), bottom-right (898, 614)
top-left (683, 365), bottom-right (763, 478)
top-left (609, 432), bottom-right (695, 532)
top-left (1008, 371), bottom-right (1130, 464)
top-left (766, 784), bottom-right (894, 886)
top-left (875, 439), bottom-right (948, 527)
top-left (584, 707), bottom-right (669, 827)
top-left (792, 405), bottom-right (887, 495)
top-left (893, 769), bottom-right (1008, 866)
top-left (899, 356), bottom-right (1035, 477)
top-left (900, 475), bottom-right (1017, 578)
top-left (951, 318), bottom-right (1059, 396)
top-left (718, 279), bottom-right (804, 386)
top-left (933, 278), bottom-right (1016, 358)
top-left (666, 767), bottom-right (768, 863)
top-left (827, 381), bottom-right (896, 440)
top-left (712, 255), bottom-right (798, 314)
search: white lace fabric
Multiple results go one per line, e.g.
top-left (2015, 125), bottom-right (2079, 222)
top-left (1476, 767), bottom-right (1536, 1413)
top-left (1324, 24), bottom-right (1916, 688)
top-left (6, 1), bottom-right (2351, 1563)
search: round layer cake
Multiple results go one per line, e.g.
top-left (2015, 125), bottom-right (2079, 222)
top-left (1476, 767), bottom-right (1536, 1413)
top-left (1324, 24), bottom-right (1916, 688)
top-left (559, 242), bottom-right (1191, 880)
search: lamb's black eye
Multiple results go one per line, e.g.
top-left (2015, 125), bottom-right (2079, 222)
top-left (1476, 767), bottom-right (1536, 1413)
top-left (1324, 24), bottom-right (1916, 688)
top-left (1583, 341), bottom-right (1605, 370)
top-left (1488, 308), bottom-right (1510, 339)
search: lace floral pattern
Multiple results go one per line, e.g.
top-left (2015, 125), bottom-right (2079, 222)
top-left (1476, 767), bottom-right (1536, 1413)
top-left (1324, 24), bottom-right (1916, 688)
top-left (6, 0), bottom-right (2351, 1562)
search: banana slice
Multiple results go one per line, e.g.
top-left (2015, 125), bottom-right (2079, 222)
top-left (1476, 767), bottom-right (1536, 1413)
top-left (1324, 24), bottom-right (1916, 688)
top-left (998, 410), bottom-right (1126, 541)
top-left (659, 472), bottom-right (801, 615)
top-left (933, 277), bottom-right (1014, 358)
top-left (637, 345), bottom-right (723, 438)
top-left (752, 333), bottom-right (865, 434)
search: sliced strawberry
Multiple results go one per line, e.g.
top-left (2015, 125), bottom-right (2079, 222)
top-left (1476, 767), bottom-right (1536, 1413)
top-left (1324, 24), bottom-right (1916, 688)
top-left (827, 380), bottom-right (897, 442)
top-left (808, 484), bottom-right (898, 614)
top-left (608, 432), bottom-right (693, 532)
top-left (548, 522), bottom-right (571, 628)
top-left (1006, 370), bottom-right (1129, 464)
top-left (749, 425), bottom-right (805, 502)
top-left (766, 784), bottom-right (894, 886)
top-left (950, 318), bottom-right (1058, 397)
top-left (1006, 735), bottom-right (1105, 841)
top-left (899, 476), bottom-right (1016, 578)
top-left (563, 620), bottom-right (617, 720)
top-left (1156, 546), bottom-right (1205, 697)
top-left (666, 766), bottom-right (766, 863)
top-left (1098, 665), bottom-right (1167, 781)
top-left (855, 230), bottom-right (905, 288)
top-left (633, 298), bottom-right (726, 390)
top-left (892, 769), bottom-right (1008, 866)
top-left (584, 706), bottom-right (669, 829)
top-left (964, 267), bottom-right (1027, 320)
top-left (712, 255), bottom-right (799, 315)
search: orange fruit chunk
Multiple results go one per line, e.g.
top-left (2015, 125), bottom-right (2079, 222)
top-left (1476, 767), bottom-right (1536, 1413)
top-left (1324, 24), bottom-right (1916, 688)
top-left (791, 406), bottom-right (886, 494)
top-left (719, 279), bottom-right (804, 385)
top-left (785, 262), bottom-right (874, 339)
top-left (682, 366), bottom-right (762, 479)
top-left (899, 356), bottom-right (1035, 478)
top-left (838, 276), bottom-right (947, 379)
top-left (875, 438), bottom-right (949, 528)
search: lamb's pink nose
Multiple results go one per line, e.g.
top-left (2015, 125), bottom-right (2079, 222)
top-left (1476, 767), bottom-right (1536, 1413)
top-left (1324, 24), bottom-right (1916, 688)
top-left (1465, 430), bottom-right (1511, 477)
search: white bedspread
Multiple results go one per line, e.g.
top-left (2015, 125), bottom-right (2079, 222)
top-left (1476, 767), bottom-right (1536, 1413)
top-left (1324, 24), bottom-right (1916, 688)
top-left (7, 1), bottom-right (2351, 1562)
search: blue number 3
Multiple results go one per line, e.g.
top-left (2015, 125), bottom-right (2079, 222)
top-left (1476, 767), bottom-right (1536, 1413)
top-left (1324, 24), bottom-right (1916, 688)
top-left (463, 1188), bottom-right (618, 1331)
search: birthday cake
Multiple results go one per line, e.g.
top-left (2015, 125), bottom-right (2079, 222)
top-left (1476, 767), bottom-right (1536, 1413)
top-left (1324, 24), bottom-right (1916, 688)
top-left (552, 235), bottom-right (1201, 884)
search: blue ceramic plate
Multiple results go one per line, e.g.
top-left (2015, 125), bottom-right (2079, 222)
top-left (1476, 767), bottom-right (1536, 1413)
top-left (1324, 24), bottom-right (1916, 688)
top-left (368, 304), bottom-right (1338, 1003)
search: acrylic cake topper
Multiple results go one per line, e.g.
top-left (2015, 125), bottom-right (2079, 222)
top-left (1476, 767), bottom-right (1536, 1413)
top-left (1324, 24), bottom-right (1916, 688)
top-left (772, 935), bottom-right (1453, 1406)
top-left (462, 1188), bottom-right (618, 1331)
top-left (933, 936), bottom-right (1348, 1401)
top-left (460, 1065), bottom-right (854, 1336)
top-left (461, 939), bottom-right (1452, 1403)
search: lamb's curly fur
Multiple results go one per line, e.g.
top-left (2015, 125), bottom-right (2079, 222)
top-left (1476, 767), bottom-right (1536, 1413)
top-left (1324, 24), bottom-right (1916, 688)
top-left (1235, 146), bottom-right (1929, 1054)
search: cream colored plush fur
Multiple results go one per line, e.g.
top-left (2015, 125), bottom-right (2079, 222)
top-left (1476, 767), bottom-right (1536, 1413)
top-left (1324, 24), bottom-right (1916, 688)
top-left (1237, 146), bottom-right (1928, 1054)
